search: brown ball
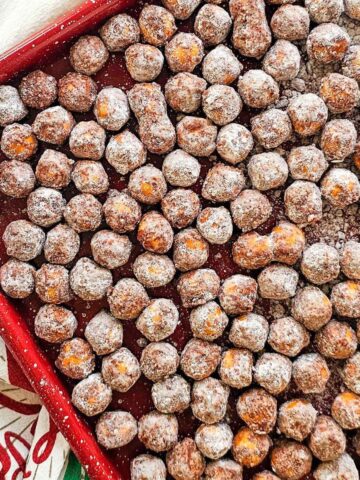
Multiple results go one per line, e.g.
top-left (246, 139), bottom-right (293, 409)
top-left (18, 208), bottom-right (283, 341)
top-left (236, 388), bottom-right (277, 434)
top-left (70, 35), bottom-right (109, 75)
top-left (263, 40), bottom-right (300, 81)
top-left (331, 280), bottom-right (360, 317)
top-left (287, 93), bottom-right (328, 136)
top-left (307, 23), bottom-right (350, 64)
top-left (202, 45), bottom-right (242, 85)
top-left (19, 70), bottom-right (57, 110)
top-left (238, 70), bottom-right (279, 109)
top-left (271, 5), bottom-right (310, 41)
top-left (270, 221), bottom-right (305, 265)
top-left (194, 4), bottom-right (232, 45)
top-left (102, 347), bottom-right (140, 392)
top-left (165, 33), bottom-right (204, 73)
top-left (232, 427), bottom-right (271, 468)
top-left (55, 337), bottom-right (95, 380)
top-left (320, 73), bottom-right (360, 113)
top-left (161, 189), bottom-right (201, 229)
top-left (71, 373), bottom-right (112, 417)
top-left (191, 377), bottom-right (230, 424)
top-left (316, 320), bottom-right (357, 360)
top-left (173, 228), bottom-right (209, 272)
top-left (291, 286), bottom-right (332, 331)
top-left (277, 399), bottom-right (317, 441)
top-left (292, 353), bottom-right (330, 394)
top-left (230, 189), bottom-right (272, 232)
top-left (258, 264), bottom-right (298, 300)
top-left (137, 211), bottom-right (173, 254)
top-left (301, 243), bottom-right (340, 285)
top-left (232, 232), bottom-right (273, 270)
top-left (309, 414), bottom-right (346, 461)
top-left (1, 123), bottom-right (37, 161)
top-left (331, 391), bottom-right (360, 429)
top-left (268, 316), bottom-right (310, 357)
top-left (251, 109), bottom-right (292, 150)
top-left (58, 72), bottom-right (97, 112)
top-left (139, 5), bottom-right (177, 46)
top-left (138, 411), bottom-right (178, 452)
top-left (321, 119), bottom-right (357, 162)
top-left (166, 438), bottom-right (205, 480)
top-left (321, 168), bottom-right (360, 208)
top-left (165, 73), bottom-right (207, 113)
top-left (99, 13), bottom-right (140, 51)
top-left (254, 352), bottom-right (292, 396)
top-left (287, 145), bottom-right (328, 182)
top-left (270, 441), bottom-right (312, 480)
top-left (219, 348), bottom-right (253, 389)
top-left (219, 274), bottom-right (258, 315)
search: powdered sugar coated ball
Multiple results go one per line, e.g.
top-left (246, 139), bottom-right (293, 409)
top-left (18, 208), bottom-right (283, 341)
top-left (287, 145), bottom-right (328, 182)
top-left (251, 109), bottom-right (292, 149)
top-left (216, 124), bottom-right (253, 164)
top-left (165, 73), bottom-right (207, 113)
top-left (263, 40), bottom-right (301, 81)
top-left (320, 119), bottom-right (357, 162)
top-left (307, 23), bottom-right (350, 64)
top-left (321, 168), bottom-right (360, 208)
top-left (248, 152), bottom-right (288, 191)
top-left (162, 149), bottom-right (200, 187)
top-left (197, 207), bottom-right (233, 244)
top-left (287, 93), bottom-right (328, 136)
top-left (238, 70), bottom-right (279, 109)
top-left (202, 45), bottom-right (242, 85)
top-left (94, 87), bottom-right (130, 131)
top-left (70, 257), bottom-right (112, 301)
top-left (305, 0), bottom-right (344, 23)
top-left (258, 264), bottom-right (298, 300)
top-left (284, 180), bottom-right (323, 224)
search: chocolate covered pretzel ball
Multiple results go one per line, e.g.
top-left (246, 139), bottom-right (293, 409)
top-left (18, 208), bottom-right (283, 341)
top-left (204, 460), bottom-right (243, 480)
top-left (251, 109), bottom-right (292, 150)
top-left (194, 4), bottom-right (232, 45)
top-left (307, 23), bottom-right (350, 64)
top-left (133, 252), bottom-right (176, 288)
top-left (309, 414), bottom-right (346, 461)
top-left (191, 377), bottom-right (230, 424)
top-left (292, 353), bottom-right (330, 394)
top-left (162, 0), bottom-right (201, 19)
top-left (291, 286), bottom-right (332, 331)
top-left (27, 187), bottom-right (66, 228)
top-left (90, 230), bottom-right (132, 269)
top-left (96, 410), bottom-right (137, 449)
top-left (229, 313), bottom-right (269, 352)
top-left (301, 243), bottom-right (340, 285)
top-left (238, 70), bottom-right (279, 109)
top-left (131, 455), bottom-right (166, 480)
top-left (0, 85), bottom-right (27, 126)
top-left (197, 207), bottom-right (233, 245)
top-left (103, 190), bottom-right (142, 233)
top-left (2, 219), bottom-right (45, 261)
top-left (165, 73), bottom-right (207, 113)
top-left (152, 374), bottom-right (191, 413)
top-left (166, 438), bottom-right (205, 480)
top-left (219, 274), bottom-right (258, 315)
top-left (70, 257), bottom-right (112, 301)
top-left (219, 348), bottom-right (253, 389)
top-left (173, 228), bottom-right (209, 272)
top-left (162, 149), bottom-right (200, 188)
top-left (100, 13), bottom-right (140, 51)
top-left (94, 87), bottom-right (130, 132)
top-left (262, 40), bottom-right (301, 82)
top-left (84, 310), bottom-right (123, 356)
top-left (19, 70), bottom-right (57, 110)
top-left (138, 411), bottom-right (178, 452)
top-left (258, 264), bottom-right (298, 300)
top-left (70, 35), bottom-right (109, 75)
top-left (137, 211), bottom-right (173, 254)
top-left (102, 347), bottom-right (141, 392)
top-left (202, 85), bottom-right (242, 126)
top-left (0, 259), bottom-right (35, 299)
top-left (177, 269), bottom-right (220, 308)
top-left (136, 298), bottom-right (179, 342)
top-left (270, 221), bottom-right (305, 265)
top-left (254, 352), bottom-right (292, 396)
top-left (342, 352), bottom-right (360, 394)
top-left (139, 5), bottom-right (177, 46)
top-left (181, 338), bottom-right (221, 380)
top-left (165, 33), bottom-right (204, 73)
top-left (189, 301), bottom-right (229, 341)
top-left (341, 240), bottom-right (360, 279)
top-left (278, 399), bottom-right (317, 442)
top-left (44, 224), bottom-right (80, 265)
top-left (232, 232), bottom-right (273, 270)
top-left (305, 0), bottom-right (344, 23)
top-left (108, 277), bottom-right (150, 320)
top-left (270, 442), bottom-right (312, 480)
top-left (32, 106), bottom-right (75, 145)
top-left (322, 119), bottom-right (357, 164)
top-left (287, 93), bottom-right (328, 137)
top-left (271, 5), bottom-right (310, 41)
top-left (140, 342), bottom-right (179, 382)
top-left (35, 263), bottom-right (72, 304)
top-left (0, 160), bottom-right (35, 197)
top-left (106, 130), bottom-right (146, 175)
top-left (71, 160), bottom-right (109, 195)
top-left (202, 45), bottom-right (242, 86)
top-left (236, 388), bottom-right (277, 434)
top-left (177, 116), bottom-right (217, 157)
top-left (35, 150), bottom-right (73, 190)
top-left (129, 165), bottom-right (167, 205)
top-left (1, 123), bottom-right (37, 161)
top-left (64, 193), bottom-right (102, 233)
top-left (125, 43), bottom-right (164, 82)
top-left (34, 304), bottom-right (77, 344)
top-left (248, 152), bottom-right (288, 191)
top-left (196, 423), bottom-right (233, 460)
top-left (55, 337), bottom-right (95, 379)
top-left (343, 45), bottom-right (360, 82)
top-left (232, 427), bottom-right (271, 468)
top-left (69, 121), bottom-right (106, 161)
top-left (314, 453), bottom-right (358, 480)
top-left (320, 73), bottom-right (360, 114)
top-left (331, 391), bottom-right (360, 429)
top-left (268, 316), bottom-right (310, 357)
top-left (58, 72), bottom-right (97, 113)
top-left (217, 124), bottom-right (253, 165)
top-left (72, 373), bottom-right (112, 417)
top-left (162, 189), bottom-right (201, 229)
top-left (230, 190), bottom-right (272, 232)
top-left (287, 145), bottom-right (328, 182)
top-left (316, 320), bottom-right (357, 359)
top-left (202, 163), bottom-right (245, 203)
top-left (321, 168), bottom-right (360, 208)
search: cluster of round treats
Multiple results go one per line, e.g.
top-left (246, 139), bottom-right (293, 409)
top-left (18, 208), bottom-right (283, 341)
top-left (1, 0), bottom-right (360, 479)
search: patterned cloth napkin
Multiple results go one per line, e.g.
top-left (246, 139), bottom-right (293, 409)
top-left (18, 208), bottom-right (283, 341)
top-left (0, 338), bottom-right (86, 480)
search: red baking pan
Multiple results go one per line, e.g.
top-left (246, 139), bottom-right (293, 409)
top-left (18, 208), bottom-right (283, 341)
top-left (0, 1), bottom-right (140, 479)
